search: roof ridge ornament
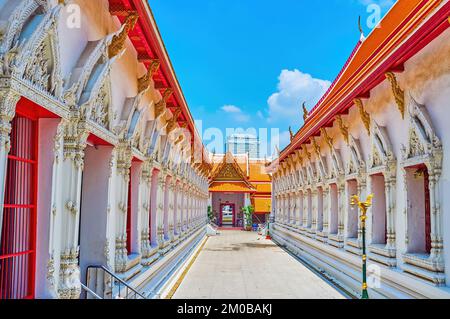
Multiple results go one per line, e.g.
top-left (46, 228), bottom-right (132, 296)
top-left (289, 126), bottom-right (294, 141)
top-left (385, 71), bottom-right (405, 119)
top-left (108, 12), bottom-right (139, 59)
top-left (302, 102), bottom-right (309, 122)
top-left (354, 98), bottom-right (371, 135)
top-left (358, 16), bottom-right (366, 42)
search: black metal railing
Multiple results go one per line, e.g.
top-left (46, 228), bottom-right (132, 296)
top-left (85, 265), bottom-right (147, 299)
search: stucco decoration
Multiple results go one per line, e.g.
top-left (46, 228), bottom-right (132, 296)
top-left (367, 121), bottom-right (397, 266)
top-left (0, 0), bottom-right (48, 76)
top-left (401, 95), bottom-right (444, 284)
top-left (346, 136), bottom-right (366, 178)
top-left (9, 4), bottom-right (64, 100)
top-left (369, 121), bottom-right (396, 174)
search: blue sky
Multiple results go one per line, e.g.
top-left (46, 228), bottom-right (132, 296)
top-left (149, 0), bottom-right (395, 157)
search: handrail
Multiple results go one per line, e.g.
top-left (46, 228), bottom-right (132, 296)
top-left (80, 282), bottom-right (102, 300)
top-left (86, 265), bottom-right (147, 299)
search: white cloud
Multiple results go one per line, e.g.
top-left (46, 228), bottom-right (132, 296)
top-left (267, 69), bottom-right (331, 126)
top-left (221, 104), bottom-right (250, 123)
top-left (221, 104), bottom-right (242, 113)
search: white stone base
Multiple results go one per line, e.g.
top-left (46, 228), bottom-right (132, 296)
top-left (271, 223), bottom-right (450, 299)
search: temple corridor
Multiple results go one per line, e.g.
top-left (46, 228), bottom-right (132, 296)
top-left (170, 231), bottom-right (346, 299)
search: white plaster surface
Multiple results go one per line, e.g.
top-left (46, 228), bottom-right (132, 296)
top-left (173, 231), bottom-right (345, 299)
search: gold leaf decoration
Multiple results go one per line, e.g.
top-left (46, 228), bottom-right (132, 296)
top-left (108, 12), bottom-right (139, 59)
top-left (385, 72), bottom-right (405, 119)
top-left (354, 98), bottom-right (370, 135)
top-left (336, 115), bottom-right (349, 145)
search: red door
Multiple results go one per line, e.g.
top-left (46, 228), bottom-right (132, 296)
top-left (0, 113), bottom-right (38, 299)
top-left (126, 176), bottom-right (132, 255)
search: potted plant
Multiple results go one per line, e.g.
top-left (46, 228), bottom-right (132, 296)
top-left (243, 205), bottom-right (254, 231)
top-left (207, 205), bottom-right (214, 223)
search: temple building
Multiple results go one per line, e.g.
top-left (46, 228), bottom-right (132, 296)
top-left (0, 0), bottom-right (210, 299)
top-left (208, 152), bottom-right (271, 228)
top-left (268, 0), bottom-right (450, 298)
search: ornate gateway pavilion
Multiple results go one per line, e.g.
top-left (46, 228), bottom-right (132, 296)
top-left (0, 0), bottom-right (210, 299)
top-left (268, 1), bottom-right (450, 299)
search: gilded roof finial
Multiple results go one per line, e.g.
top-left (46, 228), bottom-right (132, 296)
top-left (289, 126), bottom-right (294, 141)
top-left (302, 102), bottom-right (309, 122)
top-left (108, 12), bottom-right (139, 59)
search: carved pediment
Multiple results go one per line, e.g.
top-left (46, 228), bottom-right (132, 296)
top-left (215, 163), bottom-right (242, 181)
top-left (369, 121), bottom-right (395, 170)
top-left (0, 0), bottom-right (48, 75)
top-left (89, 82), bottom-right (112, 129)
top-left (12, 5), bottom-right (63, 99)
top-left (402, 96), bottom-right (442, 167)
top-left (346, 136), bottom-right (365, 176)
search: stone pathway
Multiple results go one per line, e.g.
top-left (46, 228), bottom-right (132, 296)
top-left (172, 230), bottom-right (346, 299)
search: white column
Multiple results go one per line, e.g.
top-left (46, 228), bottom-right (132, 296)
top-left (337, 183), bottom-right (345, 241)
top-left (156, 172), bottom-right (166, 248)
top-left (113, 142), bottom-right (132, 273)
top-left (322, 185), bottom-right (330, 237)
top-left (312, 189), bottom-right (318, 233)
top-left (295, 192), bottom-right (301, 228)
top-left (48, 118), bottom-right (89, 299)
top-left (0, 90), bottom-right (20, 247)
top-left (167, 178), bottom-right (175, 242)
top-left (174, 180), bottom-right (180, 236)
top-left (140, 161), bottom-right (152, 259)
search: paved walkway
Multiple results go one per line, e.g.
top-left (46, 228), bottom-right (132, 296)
top-left (172, 230), bottom-right (346, 299)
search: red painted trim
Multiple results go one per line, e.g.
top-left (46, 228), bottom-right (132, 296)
top-left (87, 134), bottom-right (112, 147)
top-left (1, 108), bottom-right (38, 299)
top-left (15, 97), bottom-right (59, 120)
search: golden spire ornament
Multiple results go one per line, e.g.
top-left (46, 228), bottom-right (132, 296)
top-left (302, 102), bottom-right (309, 122)
top-left (289, 126), bottom-right (294, 141)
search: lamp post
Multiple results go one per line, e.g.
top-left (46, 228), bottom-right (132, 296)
top-left (350, 194), bottom-right (373, 300)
